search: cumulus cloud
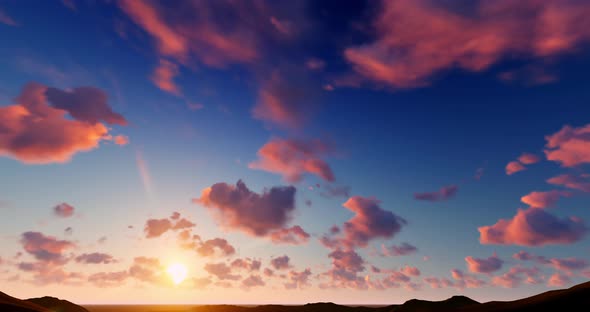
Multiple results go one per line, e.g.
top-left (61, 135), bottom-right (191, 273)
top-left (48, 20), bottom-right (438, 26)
top-left (323, 249), bottom-right (366, 288)
top-left (144, 218), bottom-right (172, 238)
top-left (204, 262), bottom-right (241, 281)
top-left (20, 231), bottom-right (75, 263)
top-left (324, 196), bottom-right (407, 250)
top-left (547, 174), bottom-right (590, 193)
top-left (151, 59), bottom-right (180, 95)
top-left (547, 272), bottom-right (571, 287)
top-left (284, 268), bottom-right (312, 289)
top-left (414, 185), bottom-right (458, 202)
top-left (129, 256), bottom-right (163, 284)
top-left (518, 153), bottom-right (541, 165)
top-left (520, 190), bottom-right (572, 208)
top-left (479, 207), bottom-right (587, 246)
top-left (492, 266), bottom-right (542, 288)
top-left (241, 275), bottom-right (265, 289)
top-left (506, 153), bottom-right (541, 175)
top-left (88, 271), bottom-right (129, 288)
top-left (270, 255), bottom-right (291, 270)
top-left (401, 265), bottom-right (421, 277)
top-left (269, 225), bottom-right (310, 245)
top-left (197, 238), bottom-right (236, 257)
top-left (513, 251), bottom-right (588, 272)
top-left (344, 0), bottom-right (590, 88)
top-left (45, 86), bottom-right (127, 125)
top-left (53, 203), bottom-right (75, 218)
top-left (75, 253), bottom-right (116, 264)
top-left (231, 258), bottom-right (261, 272)
top-left (195, 180), bottom-right (296, 236)
top-left (0, 83), bottom-right (126, 164)
top-left (545, 124), bottom-right (590, 167)
top-left (450, 269), bottom-right (486, 289)
top-left (465, 253), bottom-right (504, 274)
top-left (249, 138), bottom-right (335, 183)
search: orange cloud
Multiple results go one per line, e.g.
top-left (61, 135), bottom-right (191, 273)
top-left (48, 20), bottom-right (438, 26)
top-left (344, 0), bottom-right (590, 88)
top-left (545, 124), bottom-right (590, 167)
top-left (151, 59), bottom-right (181, 95)
top-left (520, 190), bottom-right (572, 208)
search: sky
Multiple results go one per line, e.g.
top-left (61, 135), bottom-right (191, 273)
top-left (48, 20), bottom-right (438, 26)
top-left (1, 0), bottom-right (590, 305)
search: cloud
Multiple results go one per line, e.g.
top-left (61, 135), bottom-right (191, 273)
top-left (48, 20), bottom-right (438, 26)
top-left (520, 190), bottom-right (572, 208)
top-left (113, 135), bottom-right (129, 146)
top-left (195, 180), bottom-right (296, 236)
top-left (547, 174), bottom-right (590, 193)
top-left (0, 83), bottom-right (126, 164)
top-left (75, 253), bottom-right (116, 264)
top-left (450, 269), bottom-right (486, 289)
top-left (270, 255), bottom-right (291, 270)
top-left (204, 262), bottom-right (241, 281)
top-left (343, 0), bottom-right (590, 88)
top-left (506, 161), bottom-right (527, 175)
top-left (129, 256), bottom-right (163, 284)
top-left (545, 124), bottom-right (590, 167)
top-left (492, 266), bottom-right (542, 288)
top-left (88, 271), bottom-right (129, 288)
top-left (151, 59), bottom-right (180, 95)
top-left (20, 231), bottom-right (75, 263)
top-left (53, 203), bottom-right (75, 218)
top-left (231, 258), bottom-right (261, 272)
top-left (196, 238), bottom-right (236, 257)
top-left (465, 253), bottom-right (504, 274)
top-left (513, 251), bottom-right (588, 272)
top-left (401, 265), bottom-right (421, 277)
top-left (45, 86), bottom-right (127, 125)
top-left (324, 249), bottom-right (366, 288)
top-left (17, 261), bottom-right (84, 286)
top-left (249, 137), bottom-right (335, 183)
top-left (380, 242), bottom-right (418, 257)
top-left (0, 8), bottom-right (18, 26)
top-left (242, 275), bottom-right (265, 289)
top-left (320, 185), bottom-right (351, 199)
top-left (144, 218), bottom-right (172, 238)
top-left (518, 153), bottom-right (541, 165)
top-left (547, 272), bottom-right (571, 287)
top-left (479, 207), bottom-right (587, 246)
top-left (269, 225), bottom-right (310, 245)
top-left (252, 68), bottom-right (319, 129)
top-left (328, 196), bottom-right (407, 249)
top-left (305, 58), bottom-right (325, 71)
top-left (414, 185), bottom-right (458, 201)
top-left (284, 268), bottom-right (312, 289)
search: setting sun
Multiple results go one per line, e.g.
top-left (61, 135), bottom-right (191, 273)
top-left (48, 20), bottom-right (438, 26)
top-left (166, 263), bottom-right (188, 285)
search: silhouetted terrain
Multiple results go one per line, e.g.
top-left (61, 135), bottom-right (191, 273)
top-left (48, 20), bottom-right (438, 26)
top-left (2, 281), bottom-right (589, 312)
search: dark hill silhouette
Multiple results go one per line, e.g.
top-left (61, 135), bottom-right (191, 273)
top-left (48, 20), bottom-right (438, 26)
top-left (0, 291), bottom-right (48, 312)
top-left (26, 296), bottom-right (89, 312)
top-left (390, 295), bottom-right (479, 312)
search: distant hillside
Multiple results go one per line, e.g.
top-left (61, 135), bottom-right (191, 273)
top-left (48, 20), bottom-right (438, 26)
top-left (390, 295), bottom-right (479, 312)
top-left (0, 291), bottom-right (48, 312)
top-left (27, 296), bottom-right (89, 312)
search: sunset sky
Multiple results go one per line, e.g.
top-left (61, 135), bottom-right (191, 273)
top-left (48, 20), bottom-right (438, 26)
top-left (1, 0), bottom-right (590, 305)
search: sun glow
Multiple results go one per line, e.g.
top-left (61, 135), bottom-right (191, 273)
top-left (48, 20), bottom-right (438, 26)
top-left (166, 263), bottom-right (188, 285)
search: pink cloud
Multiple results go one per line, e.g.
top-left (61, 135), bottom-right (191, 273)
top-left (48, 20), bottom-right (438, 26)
top-left (549, 258), bottom-right (588, 272)
top-left (492, 266), bottom-right (542, 288)
top-left (151, 59), bottom-right (180, 95)
top-left (20, 231), bottom-right (75, 263)
top-left (401, 265), bottom-right (421, 277)
top-left (520, 190), bottom-right (572, 208)
top-left (545, 124), bottom-right (590, 167)
top-left (0, 83), bottom-right (126, 164)
top-left (195, 180), bottom-right (296, 236)
top-left (204, 262), bottom-right (241, 281)
top-left (518, 153), bottom-right (541, 165)
top-left (53, 203), bottom-right (75, 218)
top-left (75, 253), bottom-right (116, 264)
top-left (88, 271), bottom-right (129, 288)
top-left (129, 256), bottom-right (163, 284)
top-left (450, 269), bottom-right (486, 289)
top-left (547, 173), bottom-right (590, 193)
top-left (270, 255), bottom-right (291, 270)
top-left (144, 218), bottom-right (172, 238)
top-left (380, 242), bottom-right (418, 257)
top-left (506, 161), bottom-right (526, 175)
top-left (250, 138), bottom-right (335, 183)
top-left (338, 196), bottom-right (407, 249)
top-left (113, 135), bottom-right (129, 146)
top-left (242, 275), bottom-right (265, 289)
top-left (414, 185), bottom-right (458, 201)
top-left (465, 253), bottom-right (504, 274)
top-left (547, 272), bottom-right (571, 287)
top-left (284, 268), bottom-right (312, 289)
top-left (479, 207), bottom-right (587, 246)
top-left (324, 249), bottom-right (366, 288)
top-left (344, 0), bottom-right (590, 88)
top-left (231, 258), bottom-right (261, 272)
top-left (305, 58), bottom-right (325, 71)
top-left (196, 238), bottom-right (236, 257)
top-left (269, 225), bottom-right (310, 245)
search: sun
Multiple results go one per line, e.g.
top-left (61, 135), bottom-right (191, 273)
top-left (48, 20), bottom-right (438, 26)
top-left (166, 263), bottom-right (188, 285)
